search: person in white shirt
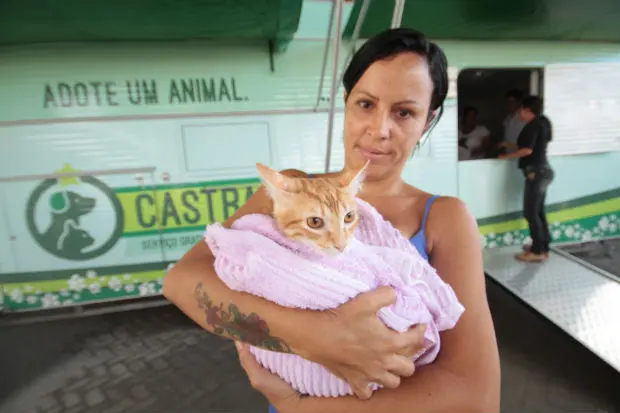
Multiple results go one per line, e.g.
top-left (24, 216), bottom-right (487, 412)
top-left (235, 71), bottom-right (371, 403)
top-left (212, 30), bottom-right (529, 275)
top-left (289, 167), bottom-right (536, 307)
top-left (458, 106), bottom-right (490, 161)
top-left (498, 89), bottom-right (527, 153)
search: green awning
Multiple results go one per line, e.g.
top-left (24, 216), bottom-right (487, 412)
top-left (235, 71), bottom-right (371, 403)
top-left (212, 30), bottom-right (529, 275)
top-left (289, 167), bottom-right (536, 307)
top-left (343, 0), bottom-right (620, 43)
top-left (0, 0), bottom-right (303, 50)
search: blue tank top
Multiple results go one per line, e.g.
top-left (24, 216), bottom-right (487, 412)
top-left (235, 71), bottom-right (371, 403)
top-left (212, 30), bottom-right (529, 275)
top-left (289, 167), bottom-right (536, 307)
top-left (267, 194), bottom-right (437, 413)
top-left (408, 195), bottom-right (438, 262)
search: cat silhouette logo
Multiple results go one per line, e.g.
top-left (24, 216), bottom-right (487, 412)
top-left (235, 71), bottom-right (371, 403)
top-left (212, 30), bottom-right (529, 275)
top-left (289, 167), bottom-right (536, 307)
top-left (26, 164), bottom-right (124, 261)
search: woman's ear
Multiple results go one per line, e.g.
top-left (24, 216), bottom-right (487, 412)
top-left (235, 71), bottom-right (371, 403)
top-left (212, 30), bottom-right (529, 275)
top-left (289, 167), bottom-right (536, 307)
top-left (423, 109), bottom-right (438, 134)
top-left (343, 91), bottom-right (348, 103)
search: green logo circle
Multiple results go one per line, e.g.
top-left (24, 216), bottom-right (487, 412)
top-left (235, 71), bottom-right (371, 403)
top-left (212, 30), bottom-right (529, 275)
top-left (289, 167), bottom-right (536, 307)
top-left (26, 175), bottom-right (124, 261)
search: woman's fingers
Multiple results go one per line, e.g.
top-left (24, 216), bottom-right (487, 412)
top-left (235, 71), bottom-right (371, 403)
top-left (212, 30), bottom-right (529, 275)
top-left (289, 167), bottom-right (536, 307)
top-left (374, 371), bottom-right (402, 389)
top-left (350, 380), bottom-right (373, 400)
top-left (392, 323), bottom-right (427, 354)
top-left (385, 354), bottom-right (416, 377)
top-left (349, 368), bottom-right (402, 399)
top-left (236, 341), bottom-right (262, 388)
top-left (236, 342), bottom-right (252, 368)
top-left (344, 285), bottom-right (397, 315)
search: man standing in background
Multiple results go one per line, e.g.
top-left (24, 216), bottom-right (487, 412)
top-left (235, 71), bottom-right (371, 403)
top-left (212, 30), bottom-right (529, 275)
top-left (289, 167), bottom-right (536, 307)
top-left (498, 89), bottom-right (527, 153)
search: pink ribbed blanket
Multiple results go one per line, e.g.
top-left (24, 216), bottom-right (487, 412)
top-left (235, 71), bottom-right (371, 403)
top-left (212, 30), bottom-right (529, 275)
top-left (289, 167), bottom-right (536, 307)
top-left (204, 198), bottom-right (464, 397)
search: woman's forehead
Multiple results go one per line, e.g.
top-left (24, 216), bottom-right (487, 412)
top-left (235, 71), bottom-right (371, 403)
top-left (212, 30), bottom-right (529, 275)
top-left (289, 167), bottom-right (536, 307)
top-left (353, 53), bottom-right (433, 102)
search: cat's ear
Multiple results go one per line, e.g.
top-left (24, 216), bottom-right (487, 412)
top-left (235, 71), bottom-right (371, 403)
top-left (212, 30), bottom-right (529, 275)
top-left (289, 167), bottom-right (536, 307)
top-left (339, 161), bottom-right (368, 196)
top-left (256, 163), bottom-right (300, 201)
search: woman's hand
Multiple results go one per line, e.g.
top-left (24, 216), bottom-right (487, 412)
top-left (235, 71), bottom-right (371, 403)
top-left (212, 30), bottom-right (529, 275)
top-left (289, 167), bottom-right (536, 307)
top-left (294, 286), bottom-right (427, 400)
top-left (236, 341), bottom-right (302, 411)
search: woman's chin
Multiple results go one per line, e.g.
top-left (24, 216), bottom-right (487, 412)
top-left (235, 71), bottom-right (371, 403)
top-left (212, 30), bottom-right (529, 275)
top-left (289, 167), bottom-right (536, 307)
top-left (358, 161), bottom-right (390, 178)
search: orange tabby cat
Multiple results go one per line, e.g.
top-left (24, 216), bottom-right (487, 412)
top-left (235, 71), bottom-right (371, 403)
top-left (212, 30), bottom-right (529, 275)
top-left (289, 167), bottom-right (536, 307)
top-left (255, 162), bottom-right (368, 255)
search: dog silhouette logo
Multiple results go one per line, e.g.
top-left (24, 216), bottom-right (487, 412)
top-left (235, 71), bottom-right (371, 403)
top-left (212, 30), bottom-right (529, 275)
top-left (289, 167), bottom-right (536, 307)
top-left (26, 164), bottom-right (124, 261)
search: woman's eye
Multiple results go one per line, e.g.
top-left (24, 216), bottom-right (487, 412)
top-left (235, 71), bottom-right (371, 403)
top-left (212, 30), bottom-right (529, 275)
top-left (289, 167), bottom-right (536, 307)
top-left (358, 100), bottom-right (371, 109)
top-left (397, 109), bottom-right (413, 119)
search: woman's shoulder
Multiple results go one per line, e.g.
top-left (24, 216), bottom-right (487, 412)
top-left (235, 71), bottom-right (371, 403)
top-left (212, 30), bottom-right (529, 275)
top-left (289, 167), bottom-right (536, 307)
top-left (418, 193), bottom-right (475, 229)
top-left (425, 196), bottom-right (478, 253)
top-left (402, 184), bottom-right (469, 210)
top-left (429, 196), bottom-right (473, 219)
top-left (401, 185), bottom-right (477, 247)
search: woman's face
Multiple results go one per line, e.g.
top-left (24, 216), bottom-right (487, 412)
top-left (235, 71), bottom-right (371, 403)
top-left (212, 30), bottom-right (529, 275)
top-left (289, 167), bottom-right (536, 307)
top-left (343, 52), bottom-right (435, 181)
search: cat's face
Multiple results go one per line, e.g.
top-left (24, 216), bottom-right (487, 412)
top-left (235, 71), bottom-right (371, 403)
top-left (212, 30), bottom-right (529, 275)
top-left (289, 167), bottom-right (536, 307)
top-left (256, 163), bottom-right (367, 255)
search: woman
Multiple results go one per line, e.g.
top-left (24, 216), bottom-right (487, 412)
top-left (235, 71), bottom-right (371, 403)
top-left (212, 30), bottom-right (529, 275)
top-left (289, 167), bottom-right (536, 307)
top-left (163, 28), bottom-right (501, 413)
top-left (499, 95), bottom-right (554, 262)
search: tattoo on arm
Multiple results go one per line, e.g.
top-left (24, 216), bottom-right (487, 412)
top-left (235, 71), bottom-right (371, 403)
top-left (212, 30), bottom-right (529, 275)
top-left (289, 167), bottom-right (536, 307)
top-left (193, 282), bottom-right (292, 353)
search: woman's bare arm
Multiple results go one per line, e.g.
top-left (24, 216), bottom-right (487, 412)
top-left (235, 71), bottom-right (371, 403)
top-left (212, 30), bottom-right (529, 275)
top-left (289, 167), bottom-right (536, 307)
top-left (281, 197), bottom-right (501, 413)
top-left (162, 168), bottom-right (424, 397)
top-left (163, 169), bottom-right (310, 353)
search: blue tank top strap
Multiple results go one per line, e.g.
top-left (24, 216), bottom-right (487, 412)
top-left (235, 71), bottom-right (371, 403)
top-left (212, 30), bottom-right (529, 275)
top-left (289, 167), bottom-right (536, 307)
top-left (420, 195), bottom-right (439, 232)
top-left (409, 195), bottom-right (439, 261)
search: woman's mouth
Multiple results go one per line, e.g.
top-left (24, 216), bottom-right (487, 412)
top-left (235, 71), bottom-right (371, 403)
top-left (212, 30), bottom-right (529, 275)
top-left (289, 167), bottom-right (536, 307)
top-left (357, 147), bottom-right (390, 160)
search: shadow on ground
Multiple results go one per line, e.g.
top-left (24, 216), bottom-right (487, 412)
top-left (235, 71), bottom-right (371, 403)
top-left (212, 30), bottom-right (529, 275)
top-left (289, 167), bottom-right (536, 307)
top-left (0, 279), bottom-right (619, 413)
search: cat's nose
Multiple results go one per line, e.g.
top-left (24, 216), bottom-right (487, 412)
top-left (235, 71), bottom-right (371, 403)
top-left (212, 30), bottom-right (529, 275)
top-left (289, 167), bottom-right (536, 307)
top-left (331, 234), bottom-right (348, 252)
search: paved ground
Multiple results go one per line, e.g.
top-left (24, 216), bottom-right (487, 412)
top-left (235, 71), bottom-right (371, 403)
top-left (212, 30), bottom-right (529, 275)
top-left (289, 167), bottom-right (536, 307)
top-left (0, 279), bottom-right (619, 413)
top-left (558, 238), bottom-right (620, 279)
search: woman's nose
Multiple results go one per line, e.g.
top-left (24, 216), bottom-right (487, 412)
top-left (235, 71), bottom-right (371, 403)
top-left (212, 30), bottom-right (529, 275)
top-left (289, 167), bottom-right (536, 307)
top-left (369, 110), bottom-right (392, 140)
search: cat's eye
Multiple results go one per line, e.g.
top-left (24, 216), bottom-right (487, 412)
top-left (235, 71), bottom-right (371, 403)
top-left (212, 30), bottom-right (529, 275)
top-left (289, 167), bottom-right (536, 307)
top-left (306, 217), bottom-right (324, 229)
top-left (344, 211), bottom-right (356, 223)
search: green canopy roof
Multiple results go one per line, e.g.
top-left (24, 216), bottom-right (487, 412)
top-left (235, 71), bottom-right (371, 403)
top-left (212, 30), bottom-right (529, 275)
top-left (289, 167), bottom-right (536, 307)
top-left (0, 0), bottom-right (303, 50)
top-left (343, 0), bottom-right (620, 43)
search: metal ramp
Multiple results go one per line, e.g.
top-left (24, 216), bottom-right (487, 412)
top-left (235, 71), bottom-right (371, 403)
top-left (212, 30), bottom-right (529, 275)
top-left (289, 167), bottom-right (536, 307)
top-left (483, 245), bottom-right (620, 373)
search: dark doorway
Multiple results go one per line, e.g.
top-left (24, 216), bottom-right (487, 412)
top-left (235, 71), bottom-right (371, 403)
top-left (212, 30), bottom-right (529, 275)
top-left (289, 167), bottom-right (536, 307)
top-left (457, 68), bottom-right (543, 161)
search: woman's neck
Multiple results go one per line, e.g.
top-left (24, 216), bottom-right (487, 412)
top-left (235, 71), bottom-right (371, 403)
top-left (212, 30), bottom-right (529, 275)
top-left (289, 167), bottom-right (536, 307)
top-left (359, 175), bottom-right (406, 198)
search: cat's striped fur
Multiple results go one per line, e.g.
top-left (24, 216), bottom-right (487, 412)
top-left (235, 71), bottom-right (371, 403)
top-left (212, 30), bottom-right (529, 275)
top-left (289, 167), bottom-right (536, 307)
top-left (256, 162), bottom-right (367, 255)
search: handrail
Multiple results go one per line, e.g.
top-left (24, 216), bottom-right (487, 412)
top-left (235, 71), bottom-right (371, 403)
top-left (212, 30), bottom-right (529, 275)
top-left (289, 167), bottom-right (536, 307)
top-left (324, 0), bottom-right (345, 172)
top-left (0, 167), bottom-right (156, 183)
top-left (314, 0), bottom-right (337, 110)
top-left (391, 0), bottom-right (405, 28)
top-left (337, 0), bottom-right (370, 91)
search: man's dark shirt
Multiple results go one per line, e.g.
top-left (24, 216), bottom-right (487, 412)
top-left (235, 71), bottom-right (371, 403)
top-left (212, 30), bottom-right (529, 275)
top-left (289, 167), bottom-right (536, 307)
top-left (516, 114), bottom-right (552, 169)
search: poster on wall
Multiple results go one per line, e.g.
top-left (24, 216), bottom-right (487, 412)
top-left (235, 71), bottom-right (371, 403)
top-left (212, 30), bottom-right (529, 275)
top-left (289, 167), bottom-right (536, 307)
top-left (0, 165), bottom-right (261, 312)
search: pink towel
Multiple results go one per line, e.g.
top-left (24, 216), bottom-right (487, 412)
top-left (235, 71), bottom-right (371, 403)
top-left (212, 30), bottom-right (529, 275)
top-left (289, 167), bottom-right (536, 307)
top-left (204, 198), bottom-right (465, 397)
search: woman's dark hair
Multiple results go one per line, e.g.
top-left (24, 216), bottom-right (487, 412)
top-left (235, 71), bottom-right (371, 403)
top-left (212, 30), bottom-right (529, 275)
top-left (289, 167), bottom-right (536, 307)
top-left (521, 95), bottom-right (543, 116)
top-left (342, 28), bottom-right (449, 135)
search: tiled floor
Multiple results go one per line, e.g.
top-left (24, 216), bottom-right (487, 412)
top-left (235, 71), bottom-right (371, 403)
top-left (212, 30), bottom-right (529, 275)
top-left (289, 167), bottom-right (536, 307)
top-left (0, 279), bottom-right (619, 413)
